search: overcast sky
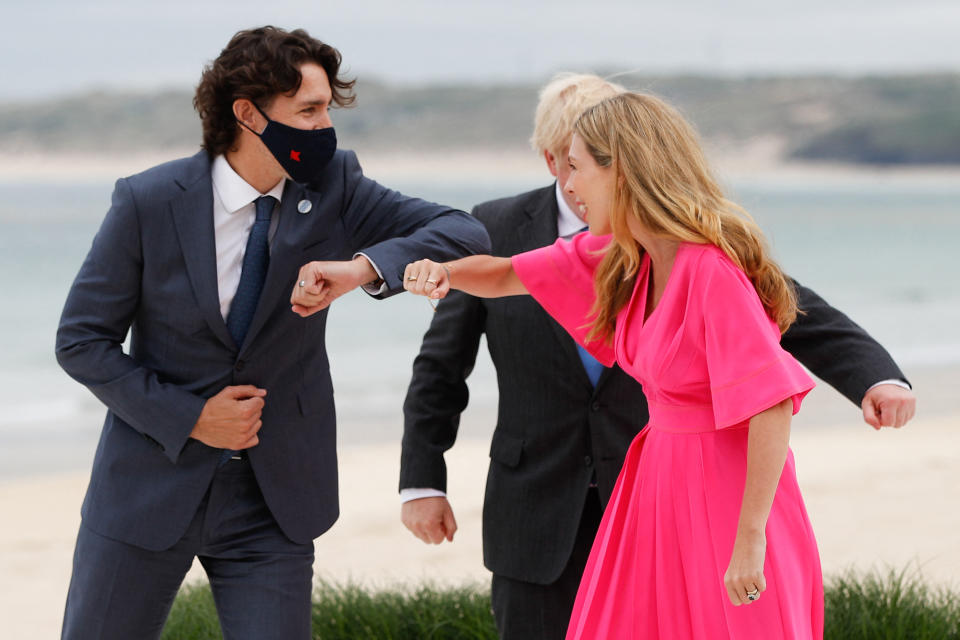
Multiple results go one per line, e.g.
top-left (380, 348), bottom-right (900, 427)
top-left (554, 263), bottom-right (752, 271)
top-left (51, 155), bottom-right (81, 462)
top-left (4, 0), bottom-right (958, 101)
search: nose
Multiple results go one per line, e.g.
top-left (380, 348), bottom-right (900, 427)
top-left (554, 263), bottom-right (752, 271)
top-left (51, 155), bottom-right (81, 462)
top-left (316, 108), bottom-right (333, 130)
top-left (563, 175), bottom-right (575, 195)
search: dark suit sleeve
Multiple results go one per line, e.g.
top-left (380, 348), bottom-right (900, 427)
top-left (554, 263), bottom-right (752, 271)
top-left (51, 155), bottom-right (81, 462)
top-left (337, 151), bottom-right (490, 296)
top-left (55, 178), bottom-right (206, 463)
top-left (399, 288), bottom-right (485, 492)
top-left (781, 279), bottom-right (909, 406)
top-left (399, 198), bottom-right (493, 492)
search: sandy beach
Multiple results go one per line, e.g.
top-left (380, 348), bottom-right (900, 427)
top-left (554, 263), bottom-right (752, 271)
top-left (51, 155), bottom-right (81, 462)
top-left (1, 401), bottom-right (957, 638)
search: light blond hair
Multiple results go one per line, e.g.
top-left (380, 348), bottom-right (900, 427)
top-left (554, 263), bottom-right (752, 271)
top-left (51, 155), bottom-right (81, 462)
top-left (574, 92), bottom-right (798, 342)
top-left (530, 73), bottom-right (626, 160)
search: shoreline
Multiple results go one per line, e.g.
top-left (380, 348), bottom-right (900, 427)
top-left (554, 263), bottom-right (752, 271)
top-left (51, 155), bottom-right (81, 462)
top-left (1, 149), bottom-right (960, 186)
top-left (2, 411), bottom-right (958, 637)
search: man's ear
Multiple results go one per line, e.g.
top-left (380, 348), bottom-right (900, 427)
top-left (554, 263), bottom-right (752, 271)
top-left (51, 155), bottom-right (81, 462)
top-left (544, 150), bottom-right (559, 178)
top-left (233, 98), bottom-right (262, 134)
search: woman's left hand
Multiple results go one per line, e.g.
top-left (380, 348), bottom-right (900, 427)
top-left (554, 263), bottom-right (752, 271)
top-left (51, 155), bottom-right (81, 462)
top-left (724, 529), bottom-right (767, 605)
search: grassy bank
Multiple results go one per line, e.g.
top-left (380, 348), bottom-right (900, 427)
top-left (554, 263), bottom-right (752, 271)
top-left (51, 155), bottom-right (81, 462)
top-left (162, 581), bottom-right (496, 640)
top-left (162, 569), bottom-right (959, 639)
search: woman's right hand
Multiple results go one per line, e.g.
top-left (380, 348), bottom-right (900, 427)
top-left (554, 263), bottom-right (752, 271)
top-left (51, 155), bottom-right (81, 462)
top-left (404, 259), bottom-right (452, 300)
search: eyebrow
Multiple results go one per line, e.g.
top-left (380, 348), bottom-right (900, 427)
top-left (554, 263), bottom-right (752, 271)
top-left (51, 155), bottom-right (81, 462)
top-left (297, 97), bottom-right (330, 108)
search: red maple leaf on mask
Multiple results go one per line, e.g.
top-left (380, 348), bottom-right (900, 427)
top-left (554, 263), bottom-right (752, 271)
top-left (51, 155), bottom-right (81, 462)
top-left (290, 150), bottom-right (302, 162)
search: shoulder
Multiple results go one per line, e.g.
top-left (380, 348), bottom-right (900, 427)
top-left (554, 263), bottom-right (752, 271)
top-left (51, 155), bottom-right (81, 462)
top-left (123, 150), bottom-right (211, 196)
top-left (675, 242), bottom-right (755, 304)
top-left (107, 150), bottom-right (211, 213)
top-left (472, 184), bottom-right (554, 224)
top-left (325, 148), bottom-right (358, 173)
top-left (295, 149), bottom-right (360, 192)
top-left (125, 150), bottom-right (210, 186)
top-left (682, 242), bottom-right (745, 281)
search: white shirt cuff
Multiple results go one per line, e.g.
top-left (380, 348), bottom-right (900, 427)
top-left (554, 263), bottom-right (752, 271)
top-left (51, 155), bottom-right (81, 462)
top-left (866, 379), bottom-right (911, 392)
top-left (400, 487), bottom-right (447, 503)
top-left (354, 252), bottom-right (388, 295)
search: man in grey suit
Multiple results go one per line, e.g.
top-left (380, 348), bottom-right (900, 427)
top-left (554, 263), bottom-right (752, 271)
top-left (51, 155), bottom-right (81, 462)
top-left (55, 26), bottom-right (489, 640)
top-left (399, 73), bottom-right (916, 639)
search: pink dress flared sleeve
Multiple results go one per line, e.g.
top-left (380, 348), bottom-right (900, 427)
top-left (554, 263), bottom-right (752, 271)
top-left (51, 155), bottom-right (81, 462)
top-left (511, 232), bottom-right (616, 366)
top-left (698, 249), bottom-right (814, 429)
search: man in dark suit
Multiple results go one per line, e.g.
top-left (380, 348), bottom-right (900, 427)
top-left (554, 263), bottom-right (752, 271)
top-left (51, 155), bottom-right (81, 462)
top-left (399, 73), bottom-right (916, 639)
top-left (55, 26), bottom-right (489, 640)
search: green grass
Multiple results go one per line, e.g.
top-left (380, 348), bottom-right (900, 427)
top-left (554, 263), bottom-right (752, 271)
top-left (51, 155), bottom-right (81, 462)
top-left (162, 583), bottom-right (220, 640)
top-left (824, 568), bottom-right (960, 640)
top-left (309, 581), bottom-right (496, 639)
top-left (162, 570), bottom-right (959, 639)
top-left (161, 580), bottom-right (497, 640)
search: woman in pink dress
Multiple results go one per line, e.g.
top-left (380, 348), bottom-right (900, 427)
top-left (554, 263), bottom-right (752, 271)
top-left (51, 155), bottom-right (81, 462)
top-left (382, 93), bottom-right (820, 638)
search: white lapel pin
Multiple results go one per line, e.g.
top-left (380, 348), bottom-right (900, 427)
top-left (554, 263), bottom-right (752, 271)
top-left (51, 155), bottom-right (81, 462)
top-left (297, 199), bottom-right (312, 214)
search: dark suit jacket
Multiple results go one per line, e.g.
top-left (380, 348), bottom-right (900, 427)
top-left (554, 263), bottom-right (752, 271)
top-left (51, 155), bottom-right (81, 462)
top-left (56, 149), bottom-right (490, 550)
top-left (400, 184), bottom-right (907, 584)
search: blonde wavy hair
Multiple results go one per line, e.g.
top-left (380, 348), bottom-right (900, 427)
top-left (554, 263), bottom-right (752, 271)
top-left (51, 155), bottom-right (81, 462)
top-left (574, 92), bottom-right (797, 343)
top-left (530, 73), bottom-right (625, 161)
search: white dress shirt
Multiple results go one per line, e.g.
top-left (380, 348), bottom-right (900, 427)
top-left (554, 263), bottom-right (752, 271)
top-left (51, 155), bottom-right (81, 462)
top-left (211, 155), bottom-right (285, 321)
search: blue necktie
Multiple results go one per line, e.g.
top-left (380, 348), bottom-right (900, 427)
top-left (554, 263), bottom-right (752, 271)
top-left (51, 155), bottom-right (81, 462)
top-left (221, 195), bottom-right (275, 464)
top-left (226, 195), bottom-right (276, 348)
top-left (578, 344), bottom-right (605, 387)
top-left (567, 226), bottom-right (605, 387)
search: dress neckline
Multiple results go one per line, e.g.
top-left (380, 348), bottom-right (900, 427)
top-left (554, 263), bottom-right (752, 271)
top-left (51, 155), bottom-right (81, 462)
top-left (639, 242), bottom-right (689, 327)
top-left (612, 242), bottom-right (694, 362)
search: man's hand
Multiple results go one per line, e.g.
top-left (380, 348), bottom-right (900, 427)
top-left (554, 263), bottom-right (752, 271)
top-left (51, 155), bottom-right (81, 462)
top-left (861, 383), bottom-right (916, 429)
top-left (189, 385), bottom-right (267, 449)
top-left (291, 256), bottom-right (378, 317)
top-left (401, 496), bottom-right (458, 544)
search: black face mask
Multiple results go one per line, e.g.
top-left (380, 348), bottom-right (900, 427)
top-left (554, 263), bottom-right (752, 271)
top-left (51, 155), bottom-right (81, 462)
top-left (241, 104), bottom-right (337, 185)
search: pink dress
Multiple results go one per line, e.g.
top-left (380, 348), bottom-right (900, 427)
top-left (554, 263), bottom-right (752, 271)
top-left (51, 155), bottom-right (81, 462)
top-left (512, 236), bottom-right (823, 639)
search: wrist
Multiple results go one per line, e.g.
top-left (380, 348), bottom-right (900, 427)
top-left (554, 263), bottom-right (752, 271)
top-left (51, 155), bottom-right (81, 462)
top-left (736, 523), bottom-right (766, 540)
top-left (352, 255), bottom-right (378, 287)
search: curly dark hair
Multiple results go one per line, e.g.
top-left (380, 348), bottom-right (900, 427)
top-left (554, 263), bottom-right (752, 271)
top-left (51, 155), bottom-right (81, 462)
top-left (194, 26), bottom-right (356, 155)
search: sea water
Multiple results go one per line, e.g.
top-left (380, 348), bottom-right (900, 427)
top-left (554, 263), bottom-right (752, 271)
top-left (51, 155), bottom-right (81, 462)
top-left (1, 172), bottom-right (957, 477)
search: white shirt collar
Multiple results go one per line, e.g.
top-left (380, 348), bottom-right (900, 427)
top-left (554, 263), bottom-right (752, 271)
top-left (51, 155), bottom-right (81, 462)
top-left (212, 155), bottom-right (285, 213)
top-left (555, 181), bottom-right (586, 238)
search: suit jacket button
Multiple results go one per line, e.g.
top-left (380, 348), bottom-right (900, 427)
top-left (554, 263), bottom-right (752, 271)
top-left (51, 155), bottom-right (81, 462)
top-left (584, 455), bottom-right (593, 467)
top-left (591, 401), bottom-right (601, 411)
top-left (235, 359), bottom-right (245, 372)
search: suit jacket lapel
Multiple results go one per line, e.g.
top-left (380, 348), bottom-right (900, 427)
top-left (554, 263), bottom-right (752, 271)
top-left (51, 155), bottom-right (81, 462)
top-left (521, 185), bottom-right (597, 392)
top-left (240, 181), bottom-right (325, 352)
top-left (169, 157), bottom-right (235, 350)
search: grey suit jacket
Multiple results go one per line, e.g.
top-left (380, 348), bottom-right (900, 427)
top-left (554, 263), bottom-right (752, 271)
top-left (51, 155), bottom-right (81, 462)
top-left (400, 184), bottom-right (907, 584)
top-left (57, 149), bottom-right (490, 550)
